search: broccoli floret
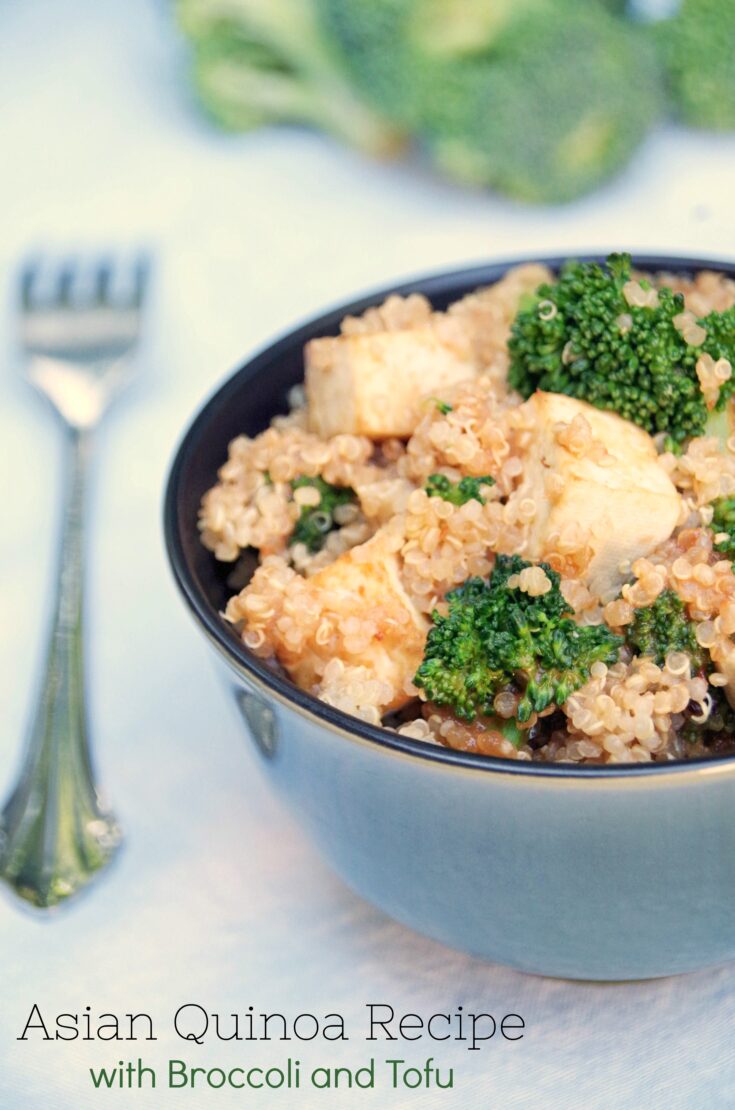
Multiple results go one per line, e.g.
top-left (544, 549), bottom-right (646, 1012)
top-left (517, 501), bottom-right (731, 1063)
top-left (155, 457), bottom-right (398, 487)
top-left (508, 253), bottom-right (735, 448)
top-left (625, 590), bottom-right (704, 670)
top-left (314, 0), bottom-right (422, 126)
top-left (623, 589), bottom-right (735, 750)
top-left (176, 0), bottom-right (663, 205)
top-left (424, 473), bottom-right (495, 505)
top-left (175, 0), bottom-right (401, 154)
top-left (289, 476), bottom-right (355, 553)
top-left (699, 304), bottom-right (735, 370)
top-left (317, 0), bottom-right (662, 204)
top-left (414, 554), bottom-right (622, 723)
top-left (415, 2), bottom-right (662, 204)
top-left (658, 0), bottom-right (735, 131)
top-left (710, 497), bottom-right (735, 558)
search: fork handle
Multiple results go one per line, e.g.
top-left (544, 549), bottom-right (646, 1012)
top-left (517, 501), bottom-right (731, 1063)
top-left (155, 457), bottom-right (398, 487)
top-left (0, 427), bottom-right (121, 907)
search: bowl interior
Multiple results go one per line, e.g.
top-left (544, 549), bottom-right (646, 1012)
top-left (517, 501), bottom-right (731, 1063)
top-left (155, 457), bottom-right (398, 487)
top-left (165, 254), bottom-right (735, 775)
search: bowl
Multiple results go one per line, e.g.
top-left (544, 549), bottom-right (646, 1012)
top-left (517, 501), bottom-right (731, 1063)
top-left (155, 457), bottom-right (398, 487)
top-left (164, 255), bottom-right (735, 981)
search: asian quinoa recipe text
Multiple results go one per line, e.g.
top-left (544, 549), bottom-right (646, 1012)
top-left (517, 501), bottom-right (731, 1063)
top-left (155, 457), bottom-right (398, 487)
top-left (199, 255), bottom-right (735, 764)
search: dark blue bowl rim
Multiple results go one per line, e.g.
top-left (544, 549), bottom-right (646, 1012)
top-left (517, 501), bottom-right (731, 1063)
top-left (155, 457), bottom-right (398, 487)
top-left (164, 252), bottom-right (735, 780)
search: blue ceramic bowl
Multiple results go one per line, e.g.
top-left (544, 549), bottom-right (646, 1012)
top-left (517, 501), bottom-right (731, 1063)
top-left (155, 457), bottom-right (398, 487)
top-left (164, 255), bottom-right (735, 981)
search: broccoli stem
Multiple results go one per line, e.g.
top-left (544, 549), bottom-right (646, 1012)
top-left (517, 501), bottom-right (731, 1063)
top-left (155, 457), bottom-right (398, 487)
top-left (194, 49), bottom-right (399, 152)
top-left (178, 0), bottom-right (403, 155)
top-left (496, 716), bottom-right (524, 748)
top-left (705, 401), bottom-right (735, 452)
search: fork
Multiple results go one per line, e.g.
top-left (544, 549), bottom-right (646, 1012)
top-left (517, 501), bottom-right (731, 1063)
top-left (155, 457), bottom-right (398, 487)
top-left (0, 253), bottom-right (150, 908)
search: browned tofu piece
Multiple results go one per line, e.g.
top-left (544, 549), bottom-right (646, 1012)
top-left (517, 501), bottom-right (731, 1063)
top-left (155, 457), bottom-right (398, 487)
top-left (515, 392), bottom-right (682, 600)
top-left (304, 267), bottom-right (552, 440)
top-left (305, 326), bottom-right (476, 439)
top-left (242, 528), bottom-right (428, 715)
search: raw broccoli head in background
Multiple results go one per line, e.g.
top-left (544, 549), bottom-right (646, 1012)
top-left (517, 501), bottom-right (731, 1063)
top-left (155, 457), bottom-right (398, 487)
top-left (314, 0), bottom-right (545, 129)
top-left (416, 2), bottom-right (663, 204)
top-left (187, 23), bottom-right (323, 132)
top-left (314, 0), bottom-right (421, 126)
top-left (658, 0), bottom-right (735, 131)
top-left (175, 0), bottom-right (401, 154)
top-left (178, 0), bottom-right (665, 204)
top-left (625, 589), bottom-right (705, 670)
top-left (710, 497), bottom-right (735, 559)
top-left (413, 555), bottom-right (622, 724)
top-left (318, 0), bottom-right (662, 204)
top-left (177, 0), bottom-right (735, 205)
top-left (289, 476), bottom-right (355, 553)
top-left (508, 253), bottom-right (735, 448)
top-left (424, 473), bottom-right (495, 506)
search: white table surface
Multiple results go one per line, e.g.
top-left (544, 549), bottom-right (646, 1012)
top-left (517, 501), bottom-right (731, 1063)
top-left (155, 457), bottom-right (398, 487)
top-left (2, 2), bottom-right (735, 1106)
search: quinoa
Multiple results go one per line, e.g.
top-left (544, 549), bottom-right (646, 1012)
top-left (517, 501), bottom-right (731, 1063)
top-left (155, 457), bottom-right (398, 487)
top-left (398, 374), bottom-right (521, 490)
top-left (199, 264), bottom-right (735, 764)
top-left (657, 269), bottom-right (735, 316)
top-left (400, 484), bottom-right (525, 615)
top-left (447, 262), bottom-right (553, 381)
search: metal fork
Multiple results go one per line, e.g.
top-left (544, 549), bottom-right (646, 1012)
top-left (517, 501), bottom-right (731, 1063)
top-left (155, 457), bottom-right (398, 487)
top-left (0, 253), bottom-right (150, 908)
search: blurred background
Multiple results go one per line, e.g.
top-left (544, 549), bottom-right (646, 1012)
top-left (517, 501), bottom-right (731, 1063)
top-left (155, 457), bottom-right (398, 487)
top-left (1, 1), bottom-right (735, 1107)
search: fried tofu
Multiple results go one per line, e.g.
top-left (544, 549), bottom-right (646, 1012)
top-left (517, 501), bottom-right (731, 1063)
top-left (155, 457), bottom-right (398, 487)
top-left (305, 324), bottom-right (476, 439)
top-left (515, 392), bottom-right (682, 600)
top-left (305, 266), bottom-right (553, 440)
top-left (263, 528), bottom-right (428, 714)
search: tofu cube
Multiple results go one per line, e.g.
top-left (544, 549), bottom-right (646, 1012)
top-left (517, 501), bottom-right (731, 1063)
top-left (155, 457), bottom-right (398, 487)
top-left (272, 529), bottom-right (428, 714)
top-left (515, 392), bottom-right (682, 600)
top-left (305, 327), bottom-right (476, 439)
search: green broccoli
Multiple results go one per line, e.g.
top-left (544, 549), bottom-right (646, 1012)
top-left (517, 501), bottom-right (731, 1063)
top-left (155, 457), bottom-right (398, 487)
top-left (508, 253), bottom-right (735, 448)
top-left (416, 2), bottom-right (663, 204)
top-left (624, 589), bottom-right (735, 750)
top-left (314, 0), bottom-right (421, 126)
top-left (289, 476), bottom-right (355, 553)
top-left (318, 0), bottom-right (662, 204)
top-left (414, 554), bottom-right (622, 723)
top-left (424, 473), bottom-right (495, 506)
top-left (702, 313), bottom-right (735, 445)
top-left (625, 589), bottom-right (704, 670)
top-left (177, 0), bottom-right (664, 204)
top-left (175, 0), bottom-right (401, 154)
top-left (710, 497), bottom-right (735, 559)
top-left (657, 0), bottom-right (735, 131)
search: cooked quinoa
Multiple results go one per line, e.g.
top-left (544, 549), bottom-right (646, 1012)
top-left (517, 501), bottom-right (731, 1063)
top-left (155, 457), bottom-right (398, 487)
top-left (199, 259), bottom-right (735, 764)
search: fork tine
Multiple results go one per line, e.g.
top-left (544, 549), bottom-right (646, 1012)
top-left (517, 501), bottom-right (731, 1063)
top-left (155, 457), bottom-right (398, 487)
top-left (132, 253), bottom-right (151, 309)
top-left (18, 247), bottom-right (151, 370)
top-left (57, 259), bottom-right (77, 305)
top-left (94, 259), bottom-right (114, 303)
top-left (20, 258), bottom-right (41, 310)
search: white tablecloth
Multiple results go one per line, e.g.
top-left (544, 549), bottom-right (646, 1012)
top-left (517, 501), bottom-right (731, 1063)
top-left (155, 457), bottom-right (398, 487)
top-left (2, 3), bottom-right (735, 1106)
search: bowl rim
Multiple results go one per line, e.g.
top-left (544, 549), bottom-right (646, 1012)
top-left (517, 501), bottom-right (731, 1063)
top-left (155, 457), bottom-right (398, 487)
top-left (164, 251), bottom-right (735, 781)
